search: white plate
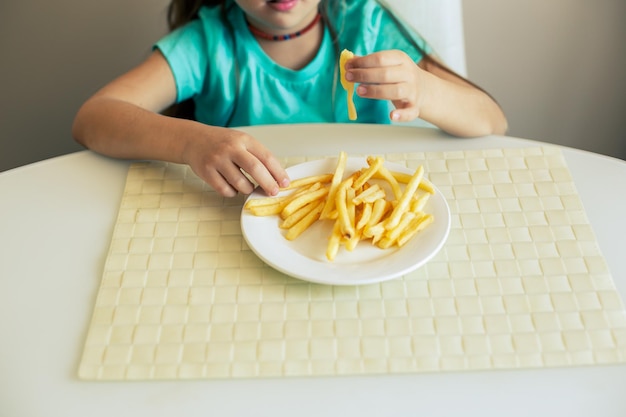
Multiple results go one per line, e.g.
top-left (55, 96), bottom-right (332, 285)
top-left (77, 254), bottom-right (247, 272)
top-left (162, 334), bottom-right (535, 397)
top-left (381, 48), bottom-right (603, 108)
top-left (241, 157), bottom-right (451, 285)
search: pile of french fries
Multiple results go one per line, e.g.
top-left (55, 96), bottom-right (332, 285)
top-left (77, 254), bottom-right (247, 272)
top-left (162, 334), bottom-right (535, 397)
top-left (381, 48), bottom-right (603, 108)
top-left (244, 152), bottom-right (435, 261)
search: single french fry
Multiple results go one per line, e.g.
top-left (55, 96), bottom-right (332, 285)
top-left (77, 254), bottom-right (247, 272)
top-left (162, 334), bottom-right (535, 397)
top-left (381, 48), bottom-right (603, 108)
top-left (376, 170), bottom-right (435, 194)
top-left (247, 202), bottom-right (284, 216)
top-left (246, 184), bottom-right (318, 210)
top-left (410, 193), bottom-right (430, 214)
top-left (353, 156), bottom-right (383, 189)
top-left (281, 173), bottom-right (333, 191)
top-left (244, 194), bottom-right (287, 209)
top-left (247, 181), bottom-right (322, 213)
top-left (397, 214), bottom-right (434, 247)
top-left (281, 186), bottom-right (328, 219)
top-left (419, 178), bottom-right (435, 194)
top-left (320, 151), bottom-right (348, 219)
top-left (347, 186), bottom-right (356, 233)
top-left (286, 181), bottom-right (322, 200)
top-left (335, 177), bottom-right (355, 239)
top-left (380, 170), bottom-right (411, 184)
top-left (372, 162), bottom-right (402, 200)
top-left (356, 202), bottom-right (372, 231)
top-left (285, 200), bottom-right (324, 241)
top-left (340, 49), bottom-right (357, 120)
top-left (385, 165), bottom-right (424, 230)
top-left (326, 221), bottom-right (342, 261)
top-left (344, 228), bottom-right (362, 251)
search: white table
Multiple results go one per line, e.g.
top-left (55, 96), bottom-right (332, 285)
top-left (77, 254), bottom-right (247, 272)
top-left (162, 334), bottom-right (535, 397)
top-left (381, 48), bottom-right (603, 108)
top-left (1, 124), bottom-right (625, 416)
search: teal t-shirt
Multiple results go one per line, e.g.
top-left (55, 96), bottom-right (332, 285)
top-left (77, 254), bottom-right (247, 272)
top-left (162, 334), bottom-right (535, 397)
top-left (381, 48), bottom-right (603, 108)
top-left (155, 0), bottom-right (431, 127)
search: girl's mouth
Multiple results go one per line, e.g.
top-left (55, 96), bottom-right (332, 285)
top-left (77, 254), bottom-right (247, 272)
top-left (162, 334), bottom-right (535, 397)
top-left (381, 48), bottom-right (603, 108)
top-left (267, 0), bottom-right (298, 12)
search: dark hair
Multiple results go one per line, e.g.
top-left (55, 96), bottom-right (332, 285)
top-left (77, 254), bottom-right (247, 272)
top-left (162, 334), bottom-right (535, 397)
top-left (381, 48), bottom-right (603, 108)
top-left (167, 0), bottom-right (223, 31)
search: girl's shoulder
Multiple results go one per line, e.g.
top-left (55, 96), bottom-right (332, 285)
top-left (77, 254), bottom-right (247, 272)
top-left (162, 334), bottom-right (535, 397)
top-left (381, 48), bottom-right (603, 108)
top-left (331, 1), bottom-right (398, 40)
top-left (196, 5), bottom-right (230, 34)
top-left (334, 0), bottom-right (385, 20)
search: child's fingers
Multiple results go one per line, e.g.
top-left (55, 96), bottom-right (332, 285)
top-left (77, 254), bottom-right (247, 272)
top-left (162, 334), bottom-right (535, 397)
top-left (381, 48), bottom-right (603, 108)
top-left (234, 149), bottom-right (287, 197)
top-left (249, 145), bottom-right (291, 190)
top-left (216, 160), bottom-right (257, 196)
top-left (246, 144), bottom-right (290, 196)
top-left (347, 65), bottom-right (407, 85)
top-left (196, 166), bottom-right (240, 198)
top-left (347, 50), bottom-right (406, 69)
top-left (357, 82), bottom-right (410, 102)
top-left (390, 107), bottom-right (420, 122)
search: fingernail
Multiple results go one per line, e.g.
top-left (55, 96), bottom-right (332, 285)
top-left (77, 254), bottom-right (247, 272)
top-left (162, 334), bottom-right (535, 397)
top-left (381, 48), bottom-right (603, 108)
top-left (357, 85), bottom-right (367, 95)
top-left (279, 178), bottom-right (290, 188)
top-left (392, 112), bottom-right (400, 121)
top-left (345, 71), bottom-right (354, 81)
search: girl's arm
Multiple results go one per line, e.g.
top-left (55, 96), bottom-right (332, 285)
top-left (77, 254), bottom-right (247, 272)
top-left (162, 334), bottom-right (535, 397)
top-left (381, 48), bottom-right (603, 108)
top-left (72, 50), bottom-right (289, 197)
top-left (344, 50), bottom-right (508, 137)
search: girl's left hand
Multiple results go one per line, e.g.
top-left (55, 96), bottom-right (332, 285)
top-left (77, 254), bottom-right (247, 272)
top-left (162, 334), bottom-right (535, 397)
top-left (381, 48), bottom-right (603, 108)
top-left (344, 50), bottom-right (427, 122)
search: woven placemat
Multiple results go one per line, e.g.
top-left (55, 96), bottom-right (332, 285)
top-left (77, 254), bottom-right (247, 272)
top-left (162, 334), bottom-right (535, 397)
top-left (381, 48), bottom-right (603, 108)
top-left (78, 147), bottom-right (626, 380)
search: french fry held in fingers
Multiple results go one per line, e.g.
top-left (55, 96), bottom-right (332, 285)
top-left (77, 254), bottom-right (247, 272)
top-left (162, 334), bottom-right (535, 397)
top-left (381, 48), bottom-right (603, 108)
top-left (244, 152), bottom-right (435, 262)
top-left (340, 49), bottom-right (357, 120)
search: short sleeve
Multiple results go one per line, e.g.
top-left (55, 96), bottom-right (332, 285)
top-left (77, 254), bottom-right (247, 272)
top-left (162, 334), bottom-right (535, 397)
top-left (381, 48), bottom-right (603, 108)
top-left (154, 20), bottom-right (208, 103)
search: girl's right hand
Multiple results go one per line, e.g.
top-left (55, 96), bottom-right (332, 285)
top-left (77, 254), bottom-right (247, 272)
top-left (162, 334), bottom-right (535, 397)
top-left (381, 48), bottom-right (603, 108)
top-left (181, 125), bottom-right (290, 198)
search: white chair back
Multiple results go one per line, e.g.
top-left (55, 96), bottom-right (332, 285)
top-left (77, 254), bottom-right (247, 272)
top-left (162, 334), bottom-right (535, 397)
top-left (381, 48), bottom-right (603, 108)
top-left (381, 0), bottom-right (467, 76)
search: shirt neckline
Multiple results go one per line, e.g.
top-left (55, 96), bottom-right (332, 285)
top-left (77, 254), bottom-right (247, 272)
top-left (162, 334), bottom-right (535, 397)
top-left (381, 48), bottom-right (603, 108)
top-left (232, 7), bottom-right (331, 82)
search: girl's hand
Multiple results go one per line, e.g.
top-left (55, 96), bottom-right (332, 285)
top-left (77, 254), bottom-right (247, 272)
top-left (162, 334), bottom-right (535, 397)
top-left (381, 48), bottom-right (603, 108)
top-left (344, 50), bottom-right (508, 136)
top-left (344, 50), bottom-right (426, 122)
top-left (182, 126), bottom-right (290, 198)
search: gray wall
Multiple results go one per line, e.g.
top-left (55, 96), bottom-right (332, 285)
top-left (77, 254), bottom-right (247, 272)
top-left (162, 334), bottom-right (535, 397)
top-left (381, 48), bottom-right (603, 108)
top-left (463, 0), bottom-right (626, 159)
top-left (1, 0), bottom-right (170, 172)
top-left (1, 0), bottom-right (625, 172)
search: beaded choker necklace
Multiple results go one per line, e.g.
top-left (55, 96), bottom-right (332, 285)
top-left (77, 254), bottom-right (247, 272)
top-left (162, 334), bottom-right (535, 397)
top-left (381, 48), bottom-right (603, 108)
top-left (247, 13), bottom-right (321, 41)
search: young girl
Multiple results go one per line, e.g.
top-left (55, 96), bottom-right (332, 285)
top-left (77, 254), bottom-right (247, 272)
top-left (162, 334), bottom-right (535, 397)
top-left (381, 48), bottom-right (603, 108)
top-left (72, 0), bottom-right (507, 198)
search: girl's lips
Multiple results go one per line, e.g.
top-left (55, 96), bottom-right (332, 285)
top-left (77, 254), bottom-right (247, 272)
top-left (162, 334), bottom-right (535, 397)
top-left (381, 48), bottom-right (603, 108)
top-left (267, 0), bottom-right (298, 12)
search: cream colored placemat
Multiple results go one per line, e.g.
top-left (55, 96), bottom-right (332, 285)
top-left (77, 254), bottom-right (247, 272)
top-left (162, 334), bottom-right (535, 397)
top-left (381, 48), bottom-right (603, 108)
top-left (78, 147), bottom-right (626, 380)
